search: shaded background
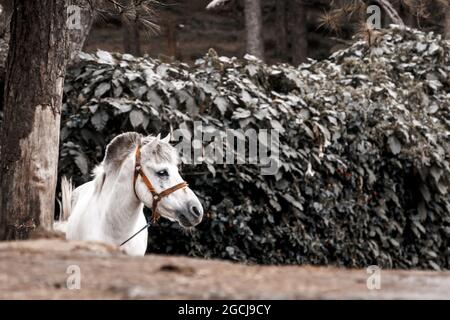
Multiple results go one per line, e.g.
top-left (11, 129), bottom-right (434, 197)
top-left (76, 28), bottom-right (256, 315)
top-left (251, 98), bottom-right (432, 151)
top-left (83, 0), bottom-right (448, 65)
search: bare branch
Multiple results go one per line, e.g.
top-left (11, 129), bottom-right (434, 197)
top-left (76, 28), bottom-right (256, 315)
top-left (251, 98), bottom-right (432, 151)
top-left (374, 0), bottom-right (404, 26)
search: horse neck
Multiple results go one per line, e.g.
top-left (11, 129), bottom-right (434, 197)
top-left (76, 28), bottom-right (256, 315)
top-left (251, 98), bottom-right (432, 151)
top-left (101, 153), bottom-right (144, 241)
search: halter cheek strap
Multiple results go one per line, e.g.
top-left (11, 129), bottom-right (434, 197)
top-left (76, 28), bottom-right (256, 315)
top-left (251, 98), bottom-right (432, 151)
top-left (133, 145), bottom-right (188, 223)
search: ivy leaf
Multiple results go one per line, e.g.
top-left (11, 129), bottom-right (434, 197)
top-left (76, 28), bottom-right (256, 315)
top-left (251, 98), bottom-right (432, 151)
top-left (96, 49), bottom-right (115, 65)
top-left (232, 108), bottom-right (251, 119)
top-left (388, 136), bottom-right (402, 155)
top-left (74, 151), bottom-right (89, 175)
top-left (94, 82), bottom-right (111, 98)
top-left (129, 109), bottom-right (146, 128)
top-left (90, 110), bottom-right (109, 131)
top-left (214, 96), bottom-right (229, 115)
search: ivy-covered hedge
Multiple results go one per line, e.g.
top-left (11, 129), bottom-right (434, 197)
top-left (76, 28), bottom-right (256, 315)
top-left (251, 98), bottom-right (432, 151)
top-left (52, 26), bottom-right (450, 269)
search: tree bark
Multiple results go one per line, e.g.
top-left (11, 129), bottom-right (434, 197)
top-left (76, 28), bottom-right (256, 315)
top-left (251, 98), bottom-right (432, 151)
top-left (243, 0), bottom-right (264, 59)
top-left (288, 0), bottom-right (308, 65)
top-left (275, 0), bottom-right (288, 60)
top-left (0, 0), bottom-right (92, 67)
top-left (0, 0), bottom-right (69, 240)
top-left (67, 0), bottom-right (95, 63)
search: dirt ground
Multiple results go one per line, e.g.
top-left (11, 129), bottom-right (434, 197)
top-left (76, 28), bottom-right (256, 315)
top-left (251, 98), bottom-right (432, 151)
top-left (0, 239), bottom-right (449, 299)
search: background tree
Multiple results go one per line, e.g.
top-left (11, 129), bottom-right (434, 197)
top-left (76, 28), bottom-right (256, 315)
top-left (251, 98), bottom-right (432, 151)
top-left (165, 17), bottom-right (179, 59)
top-left (243, 0), bottom-right (264, 59)
top-left (207, 0), bottom-right (264, 59)
top-left (275, 0), bottom-right (288, 59)
top-left (117, 0), bottom-right (158, 56)
top-left (392, 0), bottom-right (415, 27)
top-left (288, 0), bottom-right (308, 64)
top-left (445, 2), bottom-right (450, 39)
top-left (206, 0), bottom-right (309, 63)
top-left (0, 0), bottom-right (69, 239)
top-left (120, 0), bottom-right (141, 56)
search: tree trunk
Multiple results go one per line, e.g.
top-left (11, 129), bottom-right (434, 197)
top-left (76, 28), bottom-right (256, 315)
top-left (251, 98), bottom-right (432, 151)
top-left (0, 0), bottom-right (68, 240)
top-left (243, 0), bottom-right (264, 59)
top-left (0, 0), bottom-right (92, 66)
top-left (121, 18), bottom-right (141, 56)
top-left (121, 0), bottom-right (141, 56)
top-left (275, 0), bottom-right (288, 60)
top-left (393, 1), bottom-right (415, 28)
top-left (288, 0), bottom-right (308, 65)
top-left (67, 0), bottom-right (95, 63)
top-left (166, 20), bottom-right (178, 60)
top-left (445, 6), bottom-right (450, 40)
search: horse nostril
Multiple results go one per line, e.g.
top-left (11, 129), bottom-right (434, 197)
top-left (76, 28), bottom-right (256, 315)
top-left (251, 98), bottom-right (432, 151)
top-left (191, 206), bottom-right (201, 218)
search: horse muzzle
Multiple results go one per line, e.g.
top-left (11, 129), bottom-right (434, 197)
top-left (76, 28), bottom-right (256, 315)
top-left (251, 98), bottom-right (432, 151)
top-left (176, 201), bottom-right (203, 227)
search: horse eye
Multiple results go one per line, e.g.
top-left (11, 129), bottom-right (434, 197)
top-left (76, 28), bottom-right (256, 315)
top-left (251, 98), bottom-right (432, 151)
top-left (156, 169), bottom-right (169, 177)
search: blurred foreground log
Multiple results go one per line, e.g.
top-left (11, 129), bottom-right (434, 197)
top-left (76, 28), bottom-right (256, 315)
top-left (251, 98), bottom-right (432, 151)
top-left (0, 239), bottom-right (449, 299)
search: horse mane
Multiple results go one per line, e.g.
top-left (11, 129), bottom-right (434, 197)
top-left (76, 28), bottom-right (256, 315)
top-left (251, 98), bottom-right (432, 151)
top-left (91, 165), bottom-right (106, 195)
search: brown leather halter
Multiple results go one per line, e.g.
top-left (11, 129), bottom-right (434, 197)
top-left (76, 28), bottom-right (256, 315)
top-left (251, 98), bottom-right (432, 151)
top-left (133, 145), bottom-right (188, 223)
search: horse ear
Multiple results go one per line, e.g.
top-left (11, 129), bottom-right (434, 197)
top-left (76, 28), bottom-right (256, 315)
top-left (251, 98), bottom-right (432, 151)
top-left (104, 132), bottom-right (142, 168)
top-left (146, 134), bottom-right (160, 149)
top-left (161, 133), bottom-right (171, 143)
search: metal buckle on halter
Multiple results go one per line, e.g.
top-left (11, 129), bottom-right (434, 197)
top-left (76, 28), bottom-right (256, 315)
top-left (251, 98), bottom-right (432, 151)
top-left (153, 194), bottom-right (160, 201)
top-left (135, 165), bottom-right (141, 172)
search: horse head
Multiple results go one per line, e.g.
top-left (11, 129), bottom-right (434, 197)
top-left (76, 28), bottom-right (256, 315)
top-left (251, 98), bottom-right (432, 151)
top-left (105, 132), bottom-right (203, 228)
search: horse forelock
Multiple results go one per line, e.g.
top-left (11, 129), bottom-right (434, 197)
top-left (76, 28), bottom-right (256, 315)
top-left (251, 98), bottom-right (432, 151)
top-left (141, 136), bottom-right (179, 166)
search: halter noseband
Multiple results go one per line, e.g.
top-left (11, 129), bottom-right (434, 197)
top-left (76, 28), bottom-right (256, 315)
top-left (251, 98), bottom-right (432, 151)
top-left (133, 145), bottom-right (188, 223)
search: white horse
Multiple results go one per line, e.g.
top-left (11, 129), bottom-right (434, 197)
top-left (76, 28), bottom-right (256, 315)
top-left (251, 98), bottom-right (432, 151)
top-left (57, 132), bottom-right (203, 256)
